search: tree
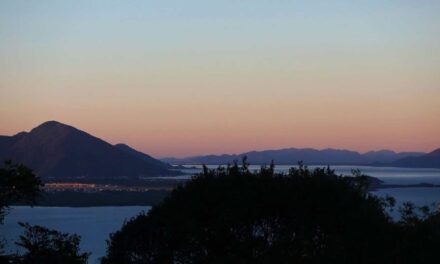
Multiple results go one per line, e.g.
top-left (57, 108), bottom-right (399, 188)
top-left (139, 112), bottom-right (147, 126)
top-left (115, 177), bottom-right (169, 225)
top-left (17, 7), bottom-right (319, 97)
top-left (8, 223), bottom-right (90, 264)
top-left (0, 161), bottom-right (89, 264)
top-left (0, 160), bottom-right (42, 223)
top-left (0, 160), bottom-right (42, 261)
top-left (102, 162), bottom-right (412, 264)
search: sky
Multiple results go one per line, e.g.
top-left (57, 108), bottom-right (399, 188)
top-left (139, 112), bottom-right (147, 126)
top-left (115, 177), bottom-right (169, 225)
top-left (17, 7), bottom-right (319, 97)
top-left (0, 0), bottom-right (439, 158)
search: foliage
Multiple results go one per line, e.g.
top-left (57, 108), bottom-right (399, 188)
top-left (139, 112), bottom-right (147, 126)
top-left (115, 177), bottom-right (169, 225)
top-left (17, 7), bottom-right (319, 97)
top-left (0, 160), bottom-right (43, 262)
top-left (102, 160), bottom-right (440, 264)
top-left (0, 160), bottom-right (42, 223)
top-left (0, 161), bottom-right (89, 264)
top-left (393, 202), bottom-right (440, 263)
top-left (6, 223), bottom-right (90, 264)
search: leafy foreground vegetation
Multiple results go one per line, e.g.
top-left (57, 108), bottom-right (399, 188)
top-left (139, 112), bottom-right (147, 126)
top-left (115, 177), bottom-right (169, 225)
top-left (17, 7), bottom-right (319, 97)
top-left (0, 161), bottom-right (90, 264)
top-left (7, 223), bottom-right (90, 264)
top-left (2, 160), bottom-right (440, 264)
top-left (102, 161), bottom-right (440, 264)
top-left (0, 160), bottom-right (41, 225)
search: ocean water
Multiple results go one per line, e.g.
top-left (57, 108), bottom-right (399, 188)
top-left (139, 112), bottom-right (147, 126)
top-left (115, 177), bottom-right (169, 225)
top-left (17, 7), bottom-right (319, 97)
top-left (172, 165), bottom-right (440, 185)
top-left (372, 187), bottom-right (440, 219)
top-left (0, 206), bottom-right (149, 264)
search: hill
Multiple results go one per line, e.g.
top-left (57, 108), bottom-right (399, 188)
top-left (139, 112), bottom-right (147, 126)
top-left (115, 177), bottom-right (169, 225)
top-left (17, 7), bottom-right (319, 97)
top-left (162, 148), bottom-right (424, 166)
top-left (0, 121), bottom-right (177, 179)
top-left (391, 148), bottom-right (440, 168)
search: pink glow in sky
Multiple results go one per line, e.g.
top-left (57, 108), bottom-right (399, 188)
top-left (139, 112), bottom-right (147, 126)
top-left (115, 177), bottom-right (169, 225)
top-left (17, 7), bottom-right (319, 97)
top-left (1, 1), bottom-right (439, 158)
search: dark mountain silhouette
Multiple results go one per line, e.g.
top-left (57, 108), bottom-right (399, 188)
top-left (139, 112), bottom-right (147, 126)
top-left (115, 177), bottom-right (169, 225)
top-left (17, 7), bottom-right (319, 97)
top-left (363, 150), bottom-right (425, 163)
top-left (162, 148), bottom-right (425, 166)
top-left (390, 148), bottom-right (440, 168)
top-left (0, 121), bottom-right (177, 179)
top-left (114, 143), bottom-right (171, 170)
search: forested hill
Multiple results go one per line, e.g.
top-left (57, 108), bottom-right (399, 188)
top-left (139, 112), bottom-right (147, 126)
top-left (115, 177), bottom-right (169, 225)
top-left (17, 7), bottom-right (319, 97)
top-left (0, 121), bottom-right (177, 179)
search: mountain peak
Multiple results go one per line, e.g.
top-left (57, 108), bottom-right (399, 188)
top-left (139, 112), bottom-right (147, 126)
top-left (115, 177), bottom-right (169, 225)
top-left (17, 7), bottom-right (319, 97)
top-left (29, 121), bottom-right (79, 138)
top-left (41, 120), bottom-right (63, 126)
top-left (364, 150), bottom-right (396, 155)
top-left (428, 148), bottom-right (440, 157)
top-left (0, 121), bottom-right (176, 178)
top-left (32, 120), bottom-right (72, 130)
top-left (391, 148), bottom-right (440, 168)
top-left (162, 147), bottom-right (429, 166)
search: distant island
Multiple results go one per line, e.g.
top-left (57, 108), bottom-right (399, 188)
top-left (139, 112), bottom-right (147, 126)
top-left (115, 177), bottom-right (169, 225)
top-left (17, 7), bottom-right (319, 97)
top-left (388, 149), bottom-right (440, 168)
top-left (0, 121), bottom-right (180, 180)
top-left (15, 175), bottom-right (440, 207)
top-left (162, 148), bottom-right (440, 168)
top-left (1, 121), bottom-right (439, 186)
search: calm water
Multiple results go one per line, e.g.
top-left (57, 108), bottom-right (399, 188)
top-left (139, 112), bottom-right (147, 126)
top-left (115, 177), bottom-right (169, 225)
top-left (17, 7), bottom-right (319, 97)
top-left (372, 187), bottom-right (440, 219)
top-left (0, 206), bottom-right (150, 264)
top-left (172, 165), bottom-right (440, 185)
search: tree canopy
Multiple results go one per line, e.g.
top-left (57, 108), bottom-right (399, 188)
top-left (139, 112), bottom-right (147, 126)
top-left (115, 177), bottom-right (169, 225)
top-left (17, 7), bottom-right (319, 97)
top-left (1, 160), bottom-right (43, 259)
top-left (0, 160), bottom-right (42, 223)
top-left (8, 223), bottom-right (90, 264)
top-left (103, 161), bottom-right (440, 264)
top-left (0, 161), bottom-right (89, 264)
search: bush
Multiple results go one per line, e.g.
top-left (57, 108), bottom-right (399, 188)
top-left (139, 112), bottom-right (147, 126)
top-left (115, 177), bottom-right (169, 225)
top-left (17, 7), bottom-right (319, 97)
top-left (11, 223), bottom-right (90, 264)
top-left (102, 162), bottom-right (431, 264)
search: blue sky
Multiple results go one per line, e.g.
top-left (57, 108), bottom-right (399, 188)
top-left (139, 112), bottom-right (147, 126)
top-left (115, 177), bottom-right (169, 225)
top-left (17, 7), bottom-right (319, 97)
top-left (1, 0), bottom-right (439, 157)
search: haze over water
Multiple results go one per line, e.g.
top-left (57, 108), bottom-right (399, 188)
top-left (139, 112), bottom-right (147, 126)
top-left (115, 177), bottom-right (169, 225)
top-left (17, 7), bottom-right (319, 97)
top-left (174, 165), bottom-right (440, 185)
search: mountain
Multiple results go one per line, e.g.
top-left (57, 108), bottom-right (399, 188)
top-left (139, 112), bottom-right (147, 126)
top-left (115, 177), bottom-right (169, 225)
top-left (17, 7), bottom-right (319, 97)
top-left (0, 121), bottom-right (177, 179)
top-left (114, 143), bottom-right (171, 170)
top-left (363, 150), bottom-right (427, 164)
top-left (390, 149), bottom-right (440, 168)
top-left (162, 148), bottom-right (425, 166)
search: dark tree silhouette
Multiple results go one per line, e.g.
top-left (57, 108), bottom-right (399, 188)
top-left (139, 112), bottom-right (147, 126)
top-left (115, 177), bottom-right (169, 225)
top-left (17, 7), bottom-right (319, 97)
top-left (7, 223), bottom-right (90, 264)
top-left (102, 161), bottom-right (440, 264)
top-left (0, 161), bottom-right (89, 264)
top-left (0, 160), bottom-right (42, 223)
top-left (0, 160), bottom-right (42, 260)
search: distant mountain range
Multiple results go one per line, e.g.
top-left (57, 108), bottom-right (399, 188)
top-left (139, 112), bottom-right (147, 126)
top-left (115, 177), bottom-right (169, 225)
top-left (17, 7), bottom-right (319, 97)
top-left (0, 121), bottom-right (177, 179)
top-left (162, 148), bottom-right (440, 168)
top-left (1, 121), bottom-right (439, 180)
top-left (390, 149), bottom-right (440, 168)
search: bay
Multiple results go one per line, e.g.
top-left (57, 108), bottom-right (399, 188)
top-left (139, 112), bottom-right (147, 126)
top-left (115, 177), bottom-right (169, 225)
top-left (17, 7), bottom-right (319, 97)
top-left (172, 165), bottom-right (440, 185)
top-left (0, 206), bottom-right (149, 264)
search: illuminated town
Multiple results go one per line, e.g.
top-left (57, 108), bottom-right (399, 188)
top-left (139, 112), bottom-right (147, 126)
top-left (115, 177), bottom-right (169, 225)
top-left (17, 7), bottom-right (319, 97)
top-left (44, 183), bottom-right (153, 192)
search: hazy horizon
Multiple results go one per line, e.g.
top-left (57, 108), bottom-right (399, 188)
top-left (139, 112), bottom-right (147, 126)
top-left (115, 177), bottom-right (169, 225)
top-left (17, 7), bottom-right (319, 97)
top-left (0, 119), bottom-right (437, 159)
top-left (1, 0), bottom-right (439, 157)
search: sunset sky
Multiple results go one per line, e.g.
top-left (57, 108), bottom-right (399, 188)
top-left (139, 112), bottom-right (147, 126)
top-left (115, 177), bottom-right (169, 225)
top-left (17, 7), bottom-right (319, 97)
top-left (1, 0), bottom-right (439, 157)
